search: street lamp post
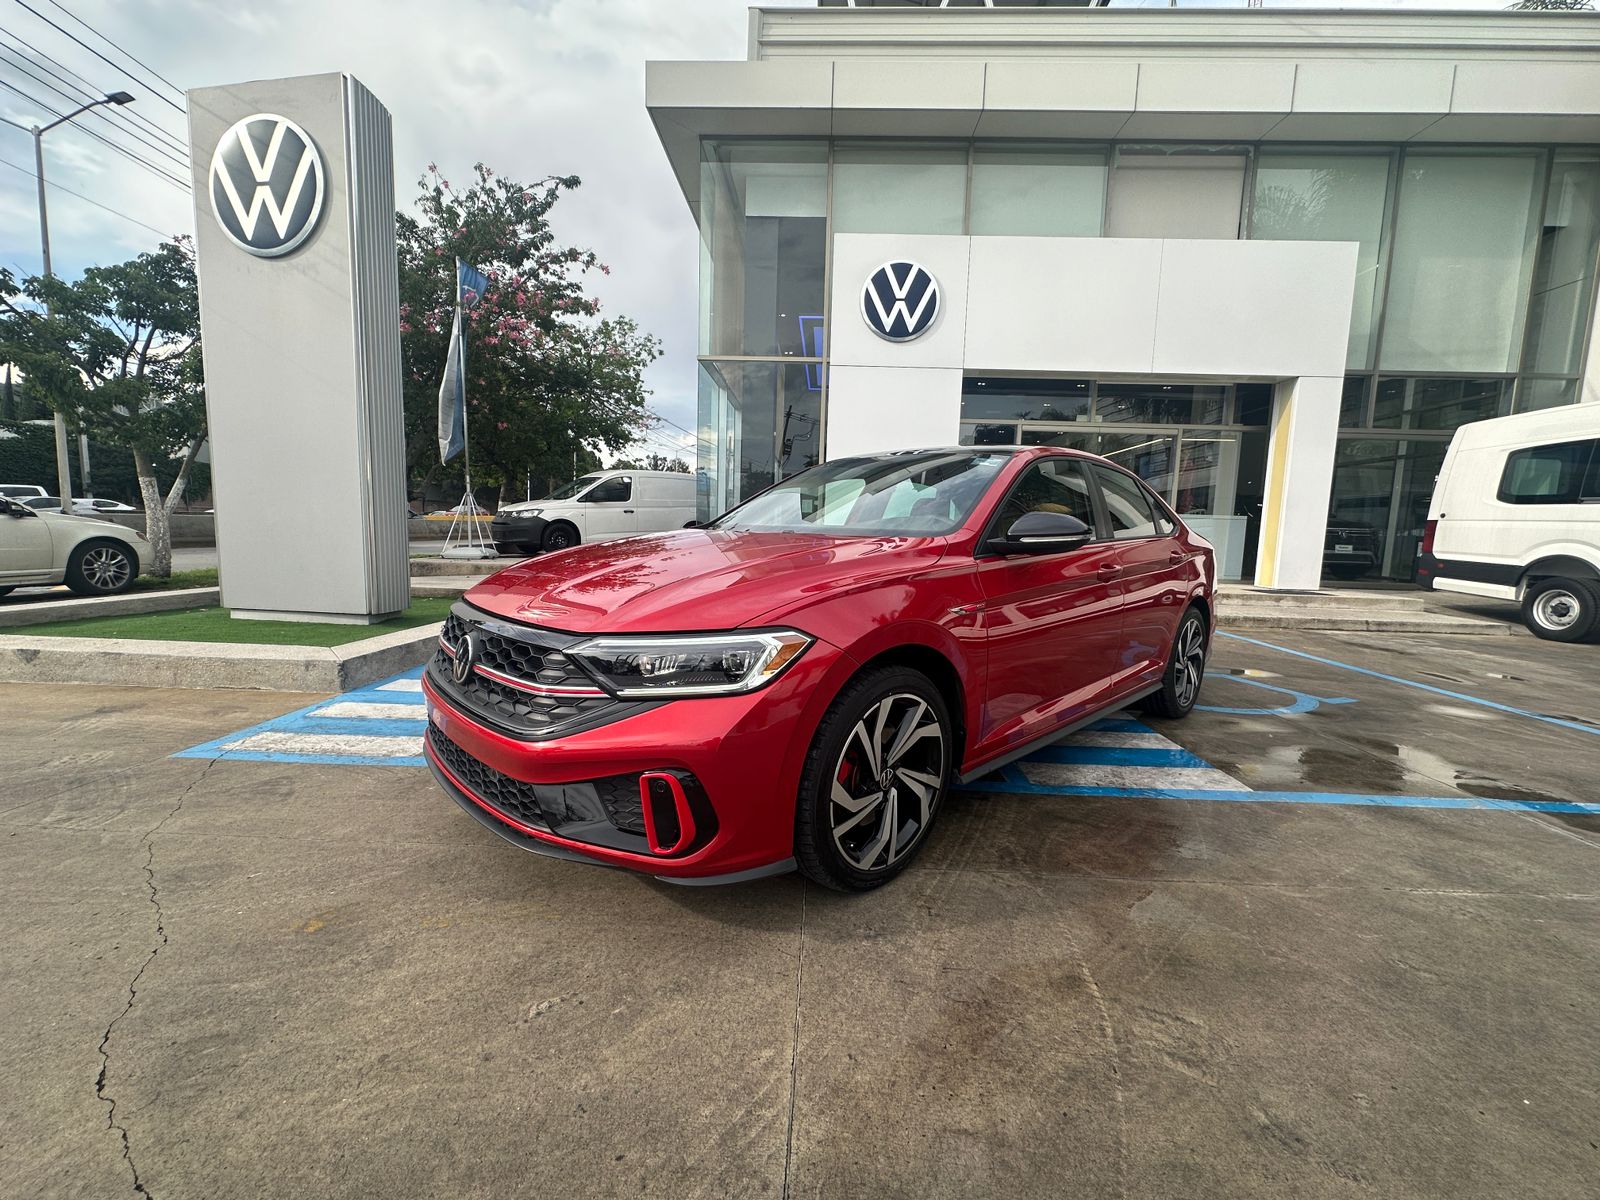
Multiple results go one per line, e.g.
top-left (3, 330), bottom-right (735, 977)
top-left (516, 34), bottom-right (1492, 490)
top-left (14, 92), bottom-right (136, 510)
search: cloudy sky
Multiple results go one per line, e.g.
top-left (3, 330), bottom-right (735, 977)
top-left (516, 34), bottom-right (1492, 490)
top-left (0, 0), bottom-right (1526, 464)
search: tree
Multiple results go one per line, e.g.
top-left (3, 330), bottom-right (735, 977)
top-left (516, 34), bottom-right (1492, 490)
top-left (396, 164), bottom-right (662, 505)
top-left (0, 241), bottom-right (205, 576)
top-left (612, 453), bottom-right (690, 474)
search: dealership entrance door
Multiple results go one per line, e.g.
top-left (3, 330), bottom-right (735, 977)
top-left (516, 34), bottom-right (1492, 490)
top-left (958, 377), bottom-right (1272, 581)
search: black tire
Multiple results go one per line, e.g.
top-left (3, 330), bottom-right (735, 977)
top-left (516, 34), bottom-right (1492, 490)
top-left (64, 539), bottom-right (138, 596)
top-left (1521, 577), bottom-right (1600, 643)
top-left (795, 666), bottom-right (953, 893)
top-left (540, 523), bottom-right (578, 554)
top-left (1324, 563), bottom-right (1371, 581)
top-left (1139, 606), bottom-right (1209, 719)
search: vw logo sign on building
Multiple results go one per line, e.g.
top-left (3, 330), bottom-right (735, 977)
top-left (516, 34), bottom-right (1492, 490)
top-left (209, 113), bottom-right (326, 258)
top-left (861, 260), bottom-right (940, 342)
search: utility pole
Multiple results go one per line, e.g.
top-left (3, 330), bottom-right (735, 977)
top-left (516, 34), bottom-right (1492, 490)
top-left (16, 93), bottom-right (137, 509)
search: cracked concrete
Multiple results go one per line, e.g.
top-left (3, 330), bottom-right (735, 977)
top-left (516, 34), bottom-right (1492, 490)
top-left (1, 629), bottom-right (1598, 1199)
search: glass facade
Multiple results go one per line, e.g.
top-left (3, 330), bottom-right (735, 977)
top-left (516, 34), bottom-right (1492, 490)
top-left (695, 136), bottom-right (1600, 574)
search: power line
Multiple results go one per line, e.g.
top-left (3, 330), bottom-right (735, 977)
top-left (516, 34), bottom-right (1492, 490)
top-left (45, 0), bottom-right (186, 101)
top-left (0, 152), bottom-right (175, 240)
top-left (0, 78), bottom-right (190, 191)
top-left (0, 28), bottom-right (187, 155)
top-left (0, 45), bottom-right (190, 169)
top-left (8, 0), bottom-right (185, 114)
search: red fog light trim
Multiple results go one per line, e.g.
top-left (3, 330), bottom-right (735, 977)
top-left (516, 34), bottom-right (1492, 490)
top-left (640, 772), bottom-right (695, 856)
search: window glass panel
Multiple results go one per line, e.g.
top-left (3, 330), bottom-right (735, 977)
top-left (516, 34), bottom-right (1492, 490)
top-left (1585, 444), bottom-right (1600, 500)
top-left (1327, 437), bottom-right (1447, 581)
top-left (699, 141), bottom-right (827, 358)
top-left (970, 145), bottom-right (1106, 237)
top-left (962, 377), bottom-right (1090, 422)
top-left (1523, 154), bottom-right (1600, 377)
top-left (995, 459), bottom-right (1098, 533)
top-left (582, 478), bottom-right (631, 503)
top-left (1381, 152), bottom-right (1542, 373)
top-left (696, 361), bottom-right (819, 523)
top-left (1235, 383), bottom-right (1272, 427)
top-left (1517, 378), bottom-right (1578, 413)
top-left (1174, 433), bottom-right (1239, 517)
top-left (1097, 433), bottom-right (1176, 499)
top-left (1250, 153), bottom-right (1391, 369)
top-left (1373, 378), bottom-right (1510, 431)
top-left (1095, 467), bottom-right (1159, 540)
top-left (1095, 383), bottom-right (1224, 425)
top-left (1020, 428), bottom-right (1094, 451)
top-left (960, 422), bottom-right (1018, 446)
top-left (832, 145), bottom-right (967, 235)
top-left (1106, 147), bottom-right (1246, 240)
top-left (1498, 441), bottom-right (1595, 505)
top-left (1339, 377), bottom-right (1370, 428)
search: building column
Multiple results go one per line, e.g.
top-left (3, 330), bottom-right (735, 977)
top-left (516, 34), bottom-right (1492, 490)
top-left (1253, 375), bottom-right (1342, 591)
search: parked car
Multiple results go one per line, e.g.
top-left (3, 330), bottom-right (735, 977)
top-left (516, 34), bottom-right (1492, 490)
top-left (71, 497), bottom-right (138, 515)
top-left (0, 484), bottom-right (48, 500)
top-left (1323, 519), bottom-right (1383, 580)
top-left (491, 470), bottom-right (696, 555)
top-left (1418, 405), bottom-right (1600, 641)
top-left (0, 496), bottom-right (150, 596)
top-left (424, 447), bottom-right (1216, 890)
top-left (21, 495), bottom-right (62, 511)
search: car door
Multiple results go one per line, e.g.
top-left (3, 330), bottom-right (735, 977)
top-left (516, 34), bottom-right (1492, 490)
top-left (577, 476), bottom-right (637, 542)
top-left (1090, 464), bottom-right (1187, 680)
top-left (0, 503), bottom-right (57, 582)
top-left (973, 456), bottom-right (1125, 754)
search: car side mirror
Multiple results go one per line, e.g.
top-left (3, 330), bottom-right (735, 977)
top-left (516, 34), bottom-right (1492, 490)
top-left (988, 511), bottom-right (1093, 556)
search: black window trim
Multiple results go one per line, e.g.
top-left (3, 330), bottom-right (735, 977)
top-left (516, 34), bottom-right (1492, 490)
top-left (974, 453), bottom-right (1108, 560)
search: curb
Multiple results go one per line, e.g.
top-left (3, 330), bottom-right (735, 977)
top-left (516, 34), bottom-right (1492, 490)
top-left (0, 623), bottom-right (441, 692)
top-left (0, 587), bottom-right (221, 629)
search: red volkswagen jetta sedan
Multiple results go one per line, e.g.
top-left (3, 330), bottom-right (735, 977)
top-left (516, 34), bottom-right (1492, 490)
top-left (423, 447), bottom-right (1215, 891)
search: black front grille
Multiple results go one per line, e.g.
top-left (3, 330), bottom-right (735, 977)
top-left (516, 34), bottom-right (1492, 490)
top-left (430, 604), bottom-right (641, 740)
top-left (428, 724), bottom-right (550, 831)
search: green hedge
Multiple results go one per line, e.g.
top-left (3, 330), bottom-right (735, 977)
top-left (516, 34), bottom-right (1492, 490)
top-left (0, 420), bottom-right (210, 506)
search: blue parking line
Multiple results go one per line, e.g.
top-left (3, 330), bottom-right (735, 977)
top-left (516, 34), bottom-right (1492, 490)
top-left (275, 716), bottom-right (426, 738)
top-left (1217, 631), bottom-right (1600, 738)
top-left (190, 748), bottom-right (429, 768)
top-left (1029, 745), bottom-right (1212, 769)
top-left (1084, 717), bottom-right (1155, 734)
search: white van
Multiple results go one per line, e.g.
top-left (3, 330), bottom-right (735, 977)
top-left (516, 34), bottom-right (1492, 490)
top-left (490, 469), bottom-right (697, 555)
top-left (1419, 405), bottom-right (1600, 642)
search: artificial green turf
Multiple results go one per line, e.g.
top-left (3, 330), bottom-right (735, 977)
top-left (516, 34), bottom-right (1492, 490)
top-left (20, 595), bottom-right (453, 646)
top-left (134, 567), bottom-right (220, 592)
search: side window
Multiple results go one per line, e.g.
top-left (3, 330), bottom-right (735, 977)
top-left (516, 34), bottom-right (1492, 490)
top-left (1497, 441), bottom-right (1595, 505)
top-left (1094, 466), bottom-right (1160, 539)
top-left (583, 477), bottom-right (632, 504)
top-left (1585, 443), bottom-right (1600, 501)
top-left (994, 458), bottom-right (1098, 535)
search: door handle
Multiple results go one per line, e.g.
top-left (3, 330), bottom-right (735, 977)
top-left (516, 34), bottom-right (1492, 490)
top-left (1169, 550), bottom-right (1185, 564)
top-left (623, 509), bottom-right (635, 514)
top-left (1096, 562), bottom-right (1122, 580)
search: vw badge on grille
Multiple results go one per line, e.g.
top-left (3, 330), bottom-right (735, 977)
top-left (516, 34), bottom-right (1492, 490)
top-left (861, 260), bottom-right (939, 342)
top-left (209, 113), bottom-right (326, 258)
top-left (451, 632), bottom-right (476, 685)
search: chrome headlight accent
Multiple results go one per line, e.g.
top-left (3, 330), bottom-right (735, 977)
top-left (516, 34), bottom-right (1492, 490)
top-left (568, 630), bottom-right (812, 698)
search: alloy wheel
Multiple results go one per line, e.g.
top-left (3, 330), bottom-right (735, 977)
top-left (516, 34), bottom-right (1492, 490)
top-left (82, 546), bottom-right (132, 591)
top-left (829, 692), bottom-right (947, 873)
top-left (1174, 617), bottom-right (1206, 710)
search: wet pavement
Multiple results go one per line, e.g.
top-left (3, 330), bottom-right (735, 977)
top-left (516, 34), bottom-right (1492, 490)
top-left (2, 628), bottom-right (1597, 1199)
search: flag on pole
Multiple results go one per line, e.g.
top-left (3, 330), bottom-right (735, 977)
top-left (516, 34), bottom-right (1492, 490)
top-left (458, 259), bottom-right (489, 310)
top-left (437, 306), bottom-right (466, 463)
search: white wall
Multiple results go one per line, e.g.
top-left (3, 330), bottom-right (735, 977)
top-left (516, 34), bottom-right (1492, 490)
top-left (826, 233), bottom-right (1357, 590)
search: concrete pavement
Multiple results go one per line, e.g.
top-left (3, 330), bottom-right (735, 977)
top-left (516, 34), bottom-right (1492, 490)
top-left (1, 629), bottom-right (1597, 1199)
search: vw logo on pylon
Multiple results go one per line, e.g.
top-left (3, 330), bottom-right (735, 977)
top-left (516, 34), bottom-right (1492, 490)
top-left (861, 260), bottom-right (940, 342)
top-left (209, 113), bottom-right (326, 258)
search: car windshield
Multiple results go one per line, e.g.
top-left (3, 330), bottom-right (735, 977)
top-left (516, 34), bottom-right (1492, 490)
top-left (712, 451), bottom-right (1011, 536)
top-left (543, 475), bottom-right (602, 502)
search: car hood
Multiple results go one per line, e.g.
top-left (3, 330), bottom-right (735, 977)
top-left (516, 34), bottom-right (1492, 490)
top-left (465, 528), bottom-right (948, 634)
top-left (37, 510), bottom-right (149, 542)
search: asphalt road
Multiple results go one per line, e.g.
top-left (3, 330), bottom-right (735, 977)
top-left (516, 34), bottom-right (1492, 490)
top-left (2, 628), bottom-right (1597, 1199)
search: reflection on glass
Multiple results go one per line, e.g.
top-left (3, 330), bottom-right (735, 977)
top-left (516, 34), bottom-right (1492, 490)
top-left (961, 422), bottom-right (1019, 446)
top-left (1251, 153), bottom-right (1392, 369)
top-left (1516, 378), bottom-right (1578, 412)
top-left (1095, 384), bottom-right (1224, 425)
top-left (962, 377), bottom-right (1091, 422)
top-left (1380, 152), bottom-right (1542, 374)
top-left (698, 361), bottom-right (824, 523)
top-left (970, 145), bottom-right (1106, 237)
top-left (1173, 434), bottom-right (1240, 517)
top-left (1523, 153), bottom-right (1600, 377)
top-left (1327, 438), bottom-right (1449, 581)
top-left (1020, 428), bottom-right (1094, 451)
top-left (832, 144), bottom-right (967, 235)
top-left (699, 141), bottom-right (827, 358)
top-left (1339, 377), bottom-right (1370, 428)
top-left (1235, 383), bottom-right (1273, 428)
top-left (1097, 434), bottom-right (1176, 499)
top-left (1372, 378), bottom-right (1509, 430)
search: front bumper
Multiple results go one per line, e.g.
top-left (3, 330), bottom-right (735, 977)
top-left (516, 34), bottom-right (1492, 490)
top-left (422, 631), bottom-right (849, 881)
top-left (490, 514), bottom-right (548, 548)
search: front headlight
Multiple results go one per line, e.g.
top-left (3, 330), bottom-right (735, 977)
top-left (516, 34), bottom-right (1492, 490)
top-left (502, 506), bottom-right (542, 517)
top-left (568, 630), bottom-right (812, 697)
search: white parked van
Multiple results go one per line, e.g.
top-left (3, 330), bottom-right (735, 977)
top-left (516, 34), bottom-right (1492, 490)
top-left (1418, 405), bottom-right (1600, 642)
top-left (490, 469), bottom-right (696, 555)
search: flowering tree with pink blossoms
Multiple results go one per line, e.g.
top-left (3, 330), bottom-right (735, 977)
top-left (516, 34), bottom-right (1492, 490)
top-left (396, 163), bottom-right (660, 503)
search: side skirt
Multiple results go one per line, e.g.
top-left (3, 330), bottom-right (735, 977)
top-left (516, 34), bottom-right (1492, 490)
top-left (957, 683), bottom-right (1163, 786)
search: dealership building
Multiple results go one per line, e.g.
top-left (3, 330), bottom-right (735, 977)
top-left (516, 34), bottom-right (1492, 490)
top-left (646, 1), bottom-right (1600, 589)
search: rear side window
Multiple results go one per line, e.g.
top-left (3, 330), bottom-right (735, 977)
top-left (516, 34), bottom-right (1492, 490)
top-left (1093, 466), bottom-right (1164, 539)
top-left (1497, 440), bottom-right (1597, 505)
top-left (583, 477), bottom-right (632, 503)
